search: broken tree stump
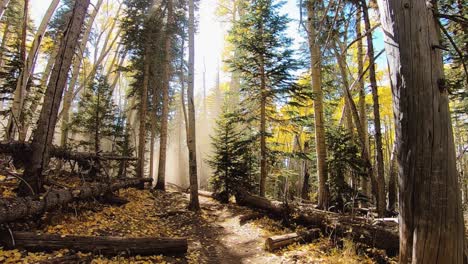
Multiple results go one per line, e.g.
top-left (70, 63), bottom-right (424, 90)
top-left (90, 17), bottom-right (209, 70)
top-left (265, 228), bottom-right (321, 251)
top-left (0, 231), bottom-right (188, 256)
top-left (0, 178), bottom-right (152, 224)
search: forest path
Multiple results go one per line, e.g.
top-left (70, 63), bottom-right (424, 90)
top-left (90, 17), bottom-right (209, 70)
top-left (186, 194), bottom-right (286, 264)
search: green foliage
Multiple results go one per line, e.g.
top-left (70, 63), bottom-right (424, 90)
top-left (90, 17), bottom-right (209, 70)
top-left (207, 105), bottom-right (257, 203)
top-left (71, 72), bottom-right (120, 152)
top-left (326, 128), bottom-right (366, 212)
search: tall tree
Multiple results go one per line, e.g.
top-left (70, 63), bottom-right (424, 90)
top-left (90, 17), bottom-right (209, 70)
top-left (155, 0), bottom-right (175, 191)
top-left (360, 0), bottom-right (386, 217)
top-left (228, 0), bottom-right (297, 197)
top-left (306, 0), bottom-right (328, 209)
top-left (187, 0), bottom-right (199, 210)
top-left (18, 0), bottom-right (90, 195)
top-left (377, 0), bottom-right (465, 262)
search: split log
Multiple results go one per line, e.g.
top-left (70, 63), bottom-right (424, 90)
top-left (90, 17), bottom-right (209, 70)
top-left (265, 228), bottom-right (320, 251)
top-left (0, 231), bottom-right (187, 256)
top-left (235, 190), bottom-right (399, 255)
top-left (0, 178), bottom-right (152, 224)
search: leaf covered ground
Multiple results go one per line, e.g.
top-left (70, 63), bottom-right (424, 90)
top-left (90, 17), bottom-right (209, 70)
top-left (0, 181), bottom-right (390, 263)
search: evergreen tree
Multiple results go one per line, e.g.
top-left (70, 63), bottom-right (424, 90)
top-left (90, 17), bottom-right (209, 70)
top-left (208, 103), bottom-right (256, 203)
top-left (71, 72), bottom-right (119, 153)
top-left (227, 0), bottom-right (298, 196)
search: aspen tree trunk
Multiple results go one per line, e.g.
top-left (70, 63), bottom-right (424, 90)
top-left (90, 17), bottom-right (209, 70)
top-left (307, 0), bottom-right (328, 209)
top-left (8, 0), bottom-right (60, 142)
top-left (356, 8), bottom-right (370, 200)
top-left (360, 0), bottom-right (386, 217)
top-left (0, 0), bottom-right (9, 21)
top-left (59, 0), bottom-right (103, 147)
top-left (136, 52), bottom-right (150, 179)
top-left (5, 0), bottom-right (28, 141)
top-left (18, 0), bottom-right (90, 196)
top-left (0, 20), bottom-right (10, 69)
top-left (156, 0), bottom-right (174, 191)
top-left (187, 0), bottom-right (199, 210)
top-left (377, 0), bottom-right (465, 262)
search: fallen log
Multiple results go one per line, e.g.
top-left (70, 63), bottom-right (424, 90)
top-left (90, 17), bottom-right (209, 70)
top-left (239, 212), bottom-right (263, 225)
top-left (0, 231), bottom-right (187, 256)
top-left (198, 190), bottom-right (213, 198)
top-left (0, 178), bottom-right (152, 224)
top-left (265, 228), bottom-right (321, 251)
top-left (235, 190), bottom-right (399, 255)
top-left (38, 254), bottom-right (92, 264)
top-left (100, 193), bottom-right (129, 206)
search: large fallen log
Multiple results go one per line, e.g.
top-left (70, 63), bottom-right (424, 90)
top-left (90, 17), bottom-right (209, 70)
top-left (0, 178), bottom-right (152, 224)
top-left (265, 228), bottom-right (321, 251)
top-left (0, 141), bottom-right (137, 163)
top-left (235, 190), bottom-right (399, 255)
top-left (0, 231), bottom-right (187, 256)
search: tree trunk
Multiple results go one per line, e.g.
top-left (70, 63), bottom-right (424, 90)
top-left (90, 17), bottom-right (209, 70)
top-left (9, 0), bottom-right (60, 142)
top-left (0, 232), bottom-right (186, 256)
top-left (156, 0), bottom-right (174, 191)
top-left (307, 0), bottom-right (328, 209)
top-left (5, 0), bottom-right (28, 141)
top-left (259, 55), bottom-right (267, 197)
top-left (187, 0), bottom-right (199, 211)
top-left (360, 0), bottom-right (386, 217)
top-left (356, 8), bottom-right (370, 202)
top-left (301, 141), bottom-right (310, 200)
top-left (18, 0), bottom-right (90, 196)
top-left (387, 143), bottom-right (396, 212)
top-left (0, 178), bottom-right (150, 224)
top-left (59, 0), bottom-right (103, 147)
top-left (376, 0), bottom-right (465, 262)
top-left (265, 229), bottom-right (320, 251)
top-left (136, 52), bottom-right (150, 179)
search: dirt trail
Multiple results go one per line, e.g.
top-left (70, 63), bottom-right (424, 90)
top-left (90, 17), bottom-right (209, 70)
top-left (188, 195), bottom-right (285, 264)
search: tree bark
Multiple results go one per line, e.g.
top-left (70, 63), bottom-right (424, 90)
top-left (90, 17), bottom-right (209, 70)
top-left (0, 232), bottom-right (187, 256)
top-left (265, 229), bottom-right (320, 251)
top-left (376, 0), bottom-right (465, 262)
top-left (136, 52), bottom-right (150, 179)
top-left (387, 143), bottom-right (396, 212)
top-left (259, 55), bottom-right (267, 197)
top-left (18, 0), bottom-right (90, 196)
top-left (156, 0), bottom-right (174, 191)
top-left (360, 0), bottom-right (386, 218)
top-left (187, 0), bottom-right (199, 211)
top-left (307, 0), bottom-right (328, 209)
top-left (301, 141), bottom-right (310, 200)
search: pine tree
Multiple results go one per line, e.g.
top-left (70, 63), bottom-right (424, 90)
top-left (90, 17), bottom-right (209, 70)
top-left (70, 72), bottom-right (119, 153)
top-left (227, 0), bottom-right (298, 197)
top-left (207, 104), bottom-right (256, 203)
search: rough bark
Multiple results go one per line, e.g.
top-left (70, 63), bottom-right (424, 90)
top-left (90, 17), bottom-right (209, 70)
top-left (236, 190), bottom-right (398, 255)
top-left (259, 56), bottom-right (267, 197)
top-left (18, 0), bottom-right (90, 196)
top-left (360, 0), bottom-right (386, 217)
top-left (376, 0), bottom-right (465, 262)
top-left (187, 0), bottom-right (199, 211)
top-left (265, 228), bottom-right (320, 251)
top-left (301, 141), bottom-right (310, 200)
top-left (0, 231), bottom-right (187, 256)
top-left (136, 52), bottom-right (150, 179)
top-left (59, 0), bottom-right (104, 147)
top-left (307, 0), bottom-right (328, 209)
top-left (387, 143), bottom-right (397, 212)
top-left (156, 0), bottom-right (174, 191)
top-left (0, 178), bottom-right (151, 224)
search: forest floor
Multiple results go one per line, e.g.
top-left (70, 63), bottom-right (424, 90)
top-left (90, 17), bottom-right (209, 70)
top-left (0, 181), bottom-right (387, 263)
